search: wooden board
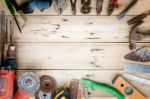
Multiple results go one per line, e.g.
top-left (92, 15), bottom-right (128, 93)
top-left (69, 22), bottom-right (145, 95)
top-left (10, 16), bottom-right (150, 42)
top-left (17, 70), bottom-right (150, 97)
top-left (1, 0), bottom-right (150, 98)
top-left (1, 0), bottom-right (150, 15)
top-left (16, 43), bottom-right (150, 69)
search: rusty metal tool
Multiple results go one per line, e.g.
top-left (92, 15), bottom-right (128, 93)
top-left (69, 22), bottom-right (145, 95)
top-left (129, 20), bottom-right (143, 50)
top-left (124, 47), bottom-right (150, 62)
top-left (96, 0), bottom-right (103, 15)
top-left (107, 0), bottom-right (118, 15)
top-left (69, 79), bottom-right (79, 99)
top-left (40, 75), bottom-right (57, 93)
top-left (117, 0), bottom-right (138, 20)
top-left (113, 75), bottom-right (146, 99)
top-left (80, 0), bottom-right (91, 14)
top-left (128, 10), bottom-right (150, 25)
top-left (70, 0), bottom-right (77, 15)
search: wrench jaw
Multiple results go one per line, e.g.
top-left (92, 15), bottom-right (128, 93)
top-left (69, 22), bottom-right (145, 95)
top-left (80, 0), bottom-right (91, 14)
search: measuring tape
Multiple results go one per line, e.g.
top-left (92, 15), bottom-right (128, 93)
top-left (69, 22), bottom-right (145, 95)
top-left (18, 72), bottom-right (40, 94)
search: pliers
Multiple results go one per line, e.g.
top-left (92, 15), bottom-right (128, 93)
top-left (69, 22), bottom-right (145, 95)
top-left (70, 0), bottom-right (77, 15)
top-left (107, 0), bottom-right (118, 15)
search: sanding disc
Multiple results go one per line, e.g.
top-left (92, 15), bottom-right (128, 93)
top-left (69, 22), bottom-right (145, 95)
top-left (36, 91), bottom-right (52, 99)
top-left (18, 72), bottom-right (40, 94)
top-left (40, 75), bottom-right (57, 93)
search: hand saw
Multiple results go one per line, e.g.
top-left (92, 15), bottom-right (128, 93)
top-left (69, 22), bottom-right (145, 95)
top-left (124, 63), bottom-right (150, 85)
top-left (124, 73), bottom-right (150, 85)
top-left (124, 63), bottom-right (150, 74)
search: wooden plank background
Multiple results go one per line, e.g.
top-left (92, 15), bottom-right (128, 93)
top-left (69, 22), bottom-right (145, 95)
top-left (0, 0), bottom-right (150, 99)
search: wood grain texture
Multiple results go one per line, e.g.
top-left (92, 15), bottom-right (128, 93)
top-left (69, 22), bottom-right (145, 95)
top-left (1, 0), bottom-right (150, 98)
top-left (16, 43), bottom-right (150, 69)
top-left (11, 16), bottom-right (150, 42)
top-left (17, 70), bottom-right (150, 97)
top-left (1, 0), bottom-right (150, 15)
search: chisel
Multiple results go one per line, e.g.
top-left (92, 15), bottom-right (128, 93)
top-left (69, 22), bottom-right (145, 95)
top-left (5, 0), bottom-right (22, 33)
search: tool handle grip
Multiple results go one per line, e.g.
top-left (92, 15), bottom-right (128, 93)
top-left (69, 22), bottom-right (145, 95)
top-left (81, 79), bottom-right (124, 99)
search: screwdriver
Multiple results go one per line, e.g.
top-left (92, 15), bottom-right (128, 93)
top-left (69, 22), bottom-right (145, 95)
top-left (5, 0), bottom-right (22, 33)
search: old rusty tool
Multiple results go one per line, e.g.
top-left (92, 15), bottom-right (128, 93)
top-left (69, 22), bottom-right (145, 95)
top-left (80, 0), bottom-right (91, 14)
top-left (129, 20), bottom-right (143, 50)
top-left (53, 0), bottom-right (68, 15)
top-left (70, 0), bottom-right (77, 15)
top-left (124, 47), bottom-right (150, 62)
top-left (128, 10), bottom-right (150, 25)
top-left (107, 0), bottom-right (118, 15)
top-left (69, 79), bottom-right (79, 99)
top-left (96, 0), bottom-right (103, 15)
top-left (117, 0), bottom-right (138, 20)
top-left (40, 75), bottom-right (57, 93)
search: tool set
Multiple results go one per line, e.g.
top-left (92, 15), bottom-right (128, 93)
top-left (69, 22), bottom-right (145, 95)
top-left (0, 0), bottom-right (150, 99)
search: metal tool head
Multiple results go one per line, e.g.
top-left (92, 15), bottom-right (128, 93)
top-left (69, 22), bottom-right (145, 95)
top-left (36, 91), bottom-right (52, 99)
top-left (53, 0), bottom-right (68, 15)
top-left (40, 75), bottom-right (57, 93)
top-left (70, 0), bottom-right (77, 15)
top-left (125, 47), bottom-right (150, 62)
top-left (107, 0), bottom-right (118, 15)
top-left (80, 0), bottom-right (91, 14)
top-left (129, 20), bottom-right (143, 50)
top-left (96, 0), bottom-right (103, 15)
top-left (18, 72), bottom-right (40, 94)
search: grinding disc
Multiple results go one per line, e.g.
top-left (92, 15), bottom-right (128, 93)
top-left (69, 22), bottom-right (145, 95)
top-left (36, 91), bottom-right (51, 99)
top-left (18, 72), bottom-right (40, 94)
top-left (40, 75), bottom-right (57, 93)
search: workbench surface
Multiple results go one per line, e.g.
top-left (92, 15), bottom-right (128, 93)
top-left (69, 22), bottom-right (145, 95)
top-left (0, 0), bottom-right (150, 98)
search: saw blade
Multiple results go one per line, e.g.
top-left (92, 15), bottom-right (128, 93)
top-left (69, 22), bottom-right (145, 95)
top-left (123, 73), bottom-right (150, 86)
top-left (124, 63), bottom-right (150, 74)
top-left (18, 72), bottom-right (40, 94)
